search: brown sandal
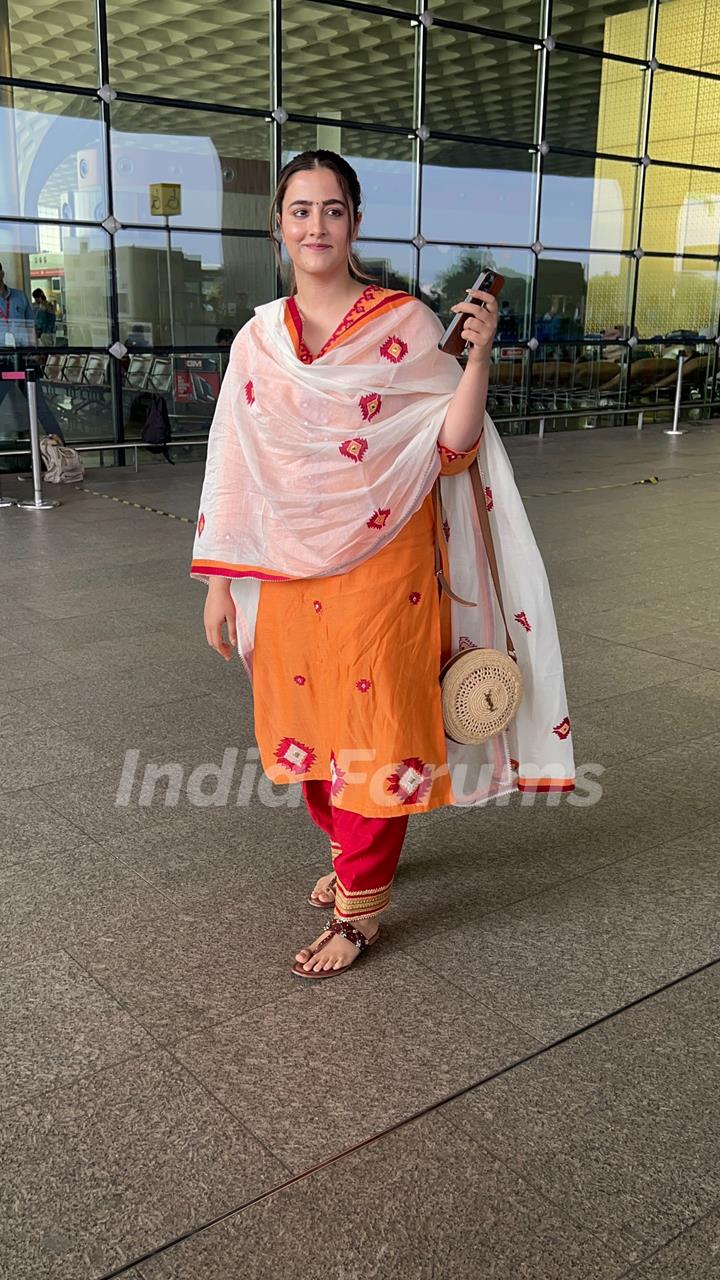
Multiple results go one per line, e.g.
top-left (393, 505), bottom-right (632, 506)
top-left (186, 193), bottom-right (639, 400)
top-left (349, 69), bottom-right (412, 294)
top-left (291, 916), bottom-right (380, 979)
top-left (307, 874), bottom-right (337, 909)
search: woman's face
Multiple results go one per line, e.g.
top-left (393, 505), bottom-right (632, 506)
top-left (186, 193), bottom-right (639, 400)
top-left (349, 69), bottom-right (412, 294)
top-left (278, 168), bottom-right (361, 278)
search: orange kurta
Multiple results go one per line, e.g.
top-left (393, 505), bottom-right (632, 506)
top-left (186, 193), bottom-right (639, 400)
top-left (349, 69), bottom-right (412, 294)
top-left (251, 284), bottom-right (479, 819)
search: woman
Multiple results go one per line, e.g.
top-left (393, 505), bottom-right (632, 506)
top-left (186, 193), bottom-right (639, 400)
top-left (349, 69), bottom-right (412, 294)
top-left (192, 150), bottom-right (574, 979)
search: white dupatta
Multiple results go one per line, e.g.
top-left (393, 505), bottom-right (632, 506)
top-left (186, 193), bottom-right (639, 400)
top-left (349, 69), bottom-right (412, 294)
top-left (191, 292), bottom-right (575, 800)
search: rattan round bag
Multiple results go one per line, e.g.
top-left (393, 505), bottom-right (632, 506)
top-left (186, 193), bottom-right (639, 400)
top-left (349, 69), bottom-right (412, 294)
top-left (440, 646), bottom-right (523, 745)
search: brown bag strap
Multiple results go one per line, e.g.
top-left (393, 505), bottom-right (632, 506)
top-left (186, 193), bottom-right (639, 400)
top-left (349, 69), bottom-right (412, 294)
top-left (434, 469), bottom-right (516, 660)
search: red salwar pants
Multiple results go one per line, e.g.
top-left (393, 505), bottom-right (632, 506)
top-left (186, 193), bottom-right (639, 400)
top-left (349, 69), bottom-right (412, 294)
top-left (302, 780), bottom-right (408, 922)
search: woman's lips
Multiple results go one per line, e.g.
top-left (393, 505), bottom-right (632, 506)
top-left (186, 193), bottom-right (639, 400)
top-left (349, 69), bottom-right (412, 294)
top-left (303, 244), bottom-right (331, 251)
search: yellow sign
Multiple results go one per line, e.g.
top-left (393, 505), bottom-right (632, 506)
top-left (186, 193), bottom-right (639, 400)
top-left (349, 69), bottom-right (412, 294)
top-left (149, 183), bottom-right (182, 217)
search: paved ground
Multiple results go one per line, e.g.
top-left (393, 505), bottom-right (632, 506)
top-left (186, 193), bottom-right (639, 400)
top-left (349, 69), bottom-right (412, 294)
top-left (0, 420), bottom-right (719, 1279)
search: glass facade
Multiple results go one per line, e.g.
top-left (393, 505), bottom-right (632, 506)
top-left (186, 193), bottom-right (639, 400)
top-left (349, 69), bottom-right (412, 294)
top-left (1, 0), bottom-right (719, 459)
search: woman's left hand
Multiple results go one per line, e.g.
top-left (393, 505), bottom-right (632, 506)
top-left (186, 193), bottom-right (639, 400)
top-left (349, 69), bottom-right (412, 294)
top-left (450, 289), bottom-right (498, 365)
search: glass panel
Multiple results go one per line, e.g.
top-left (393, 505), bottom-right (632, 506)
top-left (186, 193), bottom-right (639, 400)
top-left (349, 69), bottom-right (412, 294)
top-left (0, 220), bottom-right (110, 348)
top-left (0, 89), bottom-right (106, 223)
top-left (656, 0), bottom-right (720, 73)
top-left (641, 165), bottom-right (720, 256)
top-left (111, 102), bottom-right (271, 231)
top-left (546, 51), bottom-right (646, 156)
top-left (649, 70), bottom-right (698, 164)
top-left (527, 347), bottom-right (628, 419)
top-left (282, 4), bottom-right (417, 128)
top-left (106, 1), bottom-right (271, 107)
top-left (541, 154), bottom-right (640, 251)
top-left (115, 227), bottom-right (276, 347)
top-left (281, 125), bottom-right (417, 240)
top-left (634, 255), bottom-right (719, 340)
top-left (536, 249), bottom-right (633, 340)
top-left (552, 0), bottom-right (652, 61)
top-left (426, 27), bottom-right (539, 143)
top-left (422, 141), bottom-right (538, 245)
top-left (354, 240), bottom-right (415, 293)
top-left (650, 70), bottom-right (720, 167)
top-left (4, 0), bottom-right (97, 86)
top-left (122, 352), bottom-right (226, 443)
top-left (487, 349), bottom-right (529, 421)
top-left (0, 222), bottom-right (110, 450)
top-left (694, 77), bottom-right (720, 167)
top-left (429, 0), bottom-right (542, 42)
top-left (420, 245), bottom-right (535, 340)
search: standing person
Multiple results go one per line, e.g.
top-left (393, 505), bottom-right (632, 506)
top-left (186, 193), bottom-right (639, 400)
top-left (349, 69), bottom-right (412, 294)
top-left (0, 262), bottom-right (65, 440)
top-left (191, 150), bottom-right (574, 979)
top-left (32, 288), bottom-right (56, 347)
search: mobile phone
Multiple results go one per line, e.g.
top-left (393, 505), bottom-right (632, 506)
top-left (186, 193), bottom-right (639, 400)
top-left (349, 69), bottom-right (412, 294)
top-left (437, 268), bottom-right (505, 357)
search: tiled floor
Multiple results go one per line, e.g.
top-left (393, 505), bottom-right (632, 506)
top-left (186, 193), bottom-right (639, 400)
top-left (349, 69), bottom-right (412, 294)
top-left (0, 421), bottom-right (719, 1279)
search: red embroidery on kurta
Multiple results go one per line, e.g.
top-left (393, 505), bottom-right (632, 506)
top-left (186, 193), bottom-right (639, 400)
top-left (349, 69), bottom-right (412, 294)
top-left (245, 379), bottom-right (255, 405)
top-left (409, 592), bottom-right (421, 605)
top-left (359, 392), bottom-right (382, 422)
top-left (313, 600), bottom-right (323, 614)
top-left (275, 737), bottom-right (316, 774)
top-left (438, 444), bottom-right (461, 463)
top-left (386, 757), bottom-right (433, 806)
top-left (380, 334), bottom-right (408, 363)
top-left (367, 508), bottom-right (391, 530)
top-left (553, 717), bottom-right (572, 740)
top-left (459, 636), bottom-right (477, 650)
top-left (293, 675), bottom-right (306, 685)
top-left (197, 513), bottom-right (205, 537)
top-left (515, 611), bottom-right (531, 632)
top-left (330, 750), bottom-right (347, 797)
top-left (356, 679), bottom-right (372, 693)
top-left (442, 519), bottom-right (450, 542)
top-left (485, 486), bottom-right (494, 511)
top-left (339, 437), bottom-right (368, 463)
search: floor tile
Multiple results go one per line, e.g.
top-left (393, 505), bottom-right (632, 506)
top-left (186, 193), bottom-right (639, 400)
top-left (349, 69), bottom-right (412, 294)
top-left (135, 1112), bottom-right (624, 1280)
top-left (172, 948), bottom-right (538, 1173)
top-left (403, 822), bottom-right (720, 1040)
top-left (578, 605), bottom-right (691, 645)
top-left (0, 788), bottom-right (88, 866)
top-left (0, 843), bottom-right (186, 969)
top-left (6, 607), bottom-right (185, 655)
top-left (638, 623), bottom-right (720, 671)
top-left (67, 690), bottom-right (254, 764)
top-left (37, 758), bottom-right (305, 844)
top-left (101, 802), bottom-right (332, 911)
top-left (442, 966), bottom-right (720, 1262)
top-left (0, 950), bottom-right (153, 1110)
top-left (65, 901), bottom-right (310, 1043)
top-left (626, 1205), bottom-right (720, 1278)
top-left (11, 667), bottom-right (201, 730)
top-left (564, 648), bottom-right (694, 705)
top-left (0, 1050), bottom-right (285, 1280)
top-left (0, 725), bottom-right (116, 791)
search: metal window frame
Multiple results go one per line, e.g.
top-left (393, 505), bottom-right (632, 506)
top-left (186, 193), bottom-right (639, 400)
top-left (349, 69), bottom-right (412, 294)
top-left (0, 0), bottom-right (718, 447)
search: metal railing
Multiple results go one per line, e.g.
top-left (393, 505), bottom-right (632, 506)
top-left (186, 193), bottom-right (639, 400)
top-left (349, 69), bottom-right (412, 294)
top-left (1, 369), bottom-right (717, 480)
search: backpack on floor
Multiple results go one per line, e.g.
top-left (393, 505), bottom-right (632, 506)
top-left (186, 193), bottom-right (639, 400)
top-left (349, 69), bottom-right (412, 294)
top-left (38, 434), bottom-right (84, 484)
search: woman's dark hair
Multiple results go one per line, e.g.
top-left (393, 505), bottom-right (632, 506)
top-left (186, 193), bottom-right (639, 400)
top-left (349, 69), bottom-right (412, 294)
top-left (268, 149), bottom-right (378, 295)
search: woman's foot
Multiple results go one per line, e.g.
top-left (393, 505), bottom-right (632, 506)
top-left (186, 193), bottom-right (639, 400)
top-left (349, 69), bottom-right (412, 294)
top-left (307, 872), bottom-right (336, 908)
top-left (294, 916), bottom-right (379, 974)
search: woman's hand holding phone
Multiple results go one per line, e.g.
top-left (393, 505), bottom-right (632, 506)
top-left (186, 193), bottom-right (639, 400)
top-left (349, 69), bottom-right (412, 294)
top-left (437, 268), bottom-right (505, 361)
top-left (449, 288), bottom-right (499, 365)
